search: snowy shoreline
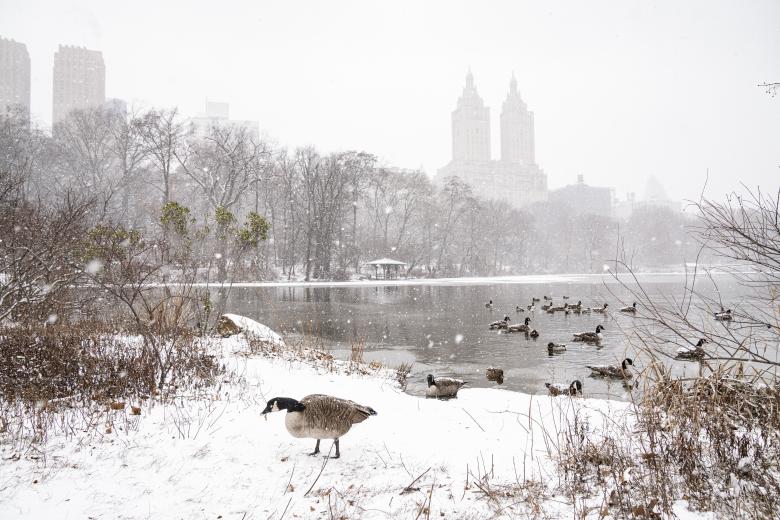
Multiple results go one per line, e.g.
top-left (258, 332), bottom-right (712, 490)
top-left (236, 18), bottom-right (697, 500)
top-left (146, 269), bottom-right (743, 289)
top-left (0, 320), bottom-right (711, 519)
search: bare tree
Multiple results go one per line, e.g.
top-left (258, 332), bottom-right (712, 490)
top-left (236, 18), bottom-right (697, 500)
top-left (177, 124), bottom-right (272, 213)
top-left (138, 108), bottom-right (190, 206)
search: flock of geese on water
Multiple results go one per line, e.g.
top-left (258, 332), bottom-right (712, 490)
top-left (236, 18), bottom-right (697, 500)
top-left (259, 299), bottom-right (735, 459)
top-left (426, 296), bottom-right (734, 399)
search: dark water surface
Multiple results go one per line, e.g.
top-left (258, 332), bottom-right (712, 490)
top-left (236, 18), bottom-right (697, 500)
top-left (222, 274), bottom-right (745, 400)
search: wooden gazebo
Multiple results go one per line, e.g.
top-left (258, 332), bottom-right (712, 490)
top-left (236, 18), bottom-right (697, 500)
top-left (364, 258), bottom-right (408, 280)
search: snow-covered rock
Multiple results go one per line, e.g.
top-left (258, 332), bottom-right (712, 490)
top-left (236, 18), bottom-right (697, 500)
top-left (217, 313), bottom-right (286, 348)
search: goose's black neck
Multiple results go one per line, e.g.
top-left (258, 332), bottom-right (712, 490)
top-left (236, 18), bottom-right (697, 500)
top-left (275, 397), bottom-right (305, 412)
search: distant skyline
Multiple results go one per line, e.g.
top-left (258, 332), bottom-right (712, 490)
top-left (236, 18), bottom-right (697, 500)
top-left (1, 0), bottom-right (778, 202)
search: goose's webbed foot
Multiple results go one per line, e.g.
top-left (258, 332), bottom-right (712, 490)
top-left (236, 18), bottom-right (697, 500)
top-left (309, 439), bottom-right (320, 456)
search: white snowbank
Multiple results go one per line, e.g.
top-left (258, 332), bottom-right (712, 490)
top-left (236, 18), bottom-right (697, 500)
top-left (0, 325), bottom-right (713, 519)
top-left (220, 313), bottom-right (286, 348)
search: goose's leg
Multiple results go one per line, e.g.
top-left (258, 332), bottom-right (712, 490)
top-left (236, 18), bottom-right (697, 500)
top-left (309, 439), bottom-right (320, 456)
top-left (330, 438), bottom-right (340, 459)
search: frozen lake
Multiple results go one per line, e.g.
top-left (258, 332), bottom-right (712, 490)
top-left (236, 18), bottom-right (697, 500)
top-left (222, 273), bottom-right (745, 400)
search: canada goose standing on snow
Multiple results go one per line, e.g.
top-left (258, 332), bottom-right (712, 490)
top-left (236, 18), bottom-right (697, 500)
top-left (573, 325), bottom-right (605, 343)
top-left (485, 300), bottom-right (494, 309)
top-left (489, 315), bottom-right (511, 329)
top-left (591, 303), bottom-right (609, 313)
top-left (507, 317), bottom-right (532, 333)
top-left (587, 358), bottom-right (634, 379)
top-left (620, 302), bottom-right (638, 314)
top-left (545, 380), bottom-right (582, 396)
top-left (426, 374), bottom-right (468, 398)
top-left (547, 342), bottom-right (567, 354)
top-left (261, 395), bottom-right (377, 458)
top-left (714, 309), bottom-right (733, 321)
top-left (676, 338), bottom-right (707, 360)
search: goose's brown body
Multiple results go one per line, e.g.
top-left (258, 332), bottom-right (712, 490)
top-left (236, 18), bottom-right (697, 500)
top-left (284, 394), bottom-right (375, 440)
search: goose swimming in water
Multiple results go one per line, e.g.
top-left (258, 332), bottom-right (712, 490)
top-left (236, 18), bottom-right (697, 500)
top-left (620, 302), bottom-right (638, 314)
top-left (515, 305), bottom-right (525, 313)
top-left (676, 338), bottom-right (707, 360)
top-left (545, 380), bottom-right (582, 396)
top-left (591, 303), bottom-right (609, 313)
top-left (485, 300), bottom-right (494, 309)
top-left (573, 325), bottom-right (604, 343)
top-left (506, 317), bottom-right (532, 333)
top-left (546, 303), bottom-right (568, 314)
top-left (714, 309), bottom-right (733, 321)
top-left (547, 342), bottom-right (567, 354)
top-left (262, 395), bottom-right (377, 458)
top-left (587, 358), bottom-right (634, 379)
top-left (426, 374), bottom-right (468, 398)
top-left (489, 315), bottom-right (511, 329)
top-left (528, 329), bottom-right (540, 338)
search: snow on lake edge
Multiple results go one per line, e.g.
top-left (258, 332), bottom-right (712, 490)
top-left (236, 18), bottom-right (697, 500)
top-left (0, 317), bottom-right (714, 519)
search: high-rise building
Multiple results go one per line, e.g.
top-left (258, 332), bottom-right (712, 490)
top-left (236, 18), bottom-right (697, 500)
top-left (0, 36), bottom-right (31, 118)
top-left (52, 45), bottom-right (105, 124)
top-left (500, 74), bottom-right (534, 166)
top-left (451, 70), bottom-right (490, 162)
top-left (190, 99), bottom-right (260, 141)
top-left (436, 71), bottom-right (547, 208)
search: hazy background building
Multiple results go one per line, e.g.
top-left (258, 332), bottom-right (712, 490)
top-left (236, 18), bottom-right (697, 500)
top-left (0, 36), bottom-right (31, 118)
top-left (549, 175), bottom-right (612, 216)
top-left (437, 71), bottom-right (547, 208)
top-left (613, 176), bottom-right (682, 220)
top-left (190, 99), bottom-right (260, 141)
top-left (52, 45), bottom-right (105, 124)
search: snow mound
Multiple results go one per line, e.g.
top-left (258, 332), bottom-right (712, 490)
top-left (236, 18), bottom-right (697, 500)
top-left (218, 313), bottom-right (286, 348)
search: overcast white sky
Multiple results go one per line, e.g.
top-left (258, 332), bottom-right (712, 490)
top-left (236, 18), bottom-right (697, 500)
top-left (1, 0), bottom-right (779, 201)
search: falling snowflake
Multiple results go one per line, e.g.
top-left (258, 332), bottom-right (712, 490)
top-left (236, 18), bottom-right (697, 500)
top-left (46, 314), bottom-right (58, 325)
top-left (214, 253), bottom-right (223, 260)
top-left (85, 259), bottom-right (104, 274)
top-left (454, 334), bottom-right (464, 344)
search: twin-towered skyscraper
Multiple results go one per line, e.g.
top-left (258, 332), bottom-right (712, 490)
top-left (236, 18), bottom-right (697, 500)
top-left (437, 71), bottom-right (547, 208)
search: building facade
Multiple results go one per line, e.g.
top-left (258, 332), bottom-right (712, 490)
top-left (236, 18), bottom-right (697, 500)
top-left (0, 36), bottom-right (31, 118)
top-left (549, 175), bottom-right (613, 217)
top-left (52, 45), bottom-right (105, 124)
top-left (436, 71), bottom-right (547, 208)
top-left (190, 100), bottom-right (260, 142)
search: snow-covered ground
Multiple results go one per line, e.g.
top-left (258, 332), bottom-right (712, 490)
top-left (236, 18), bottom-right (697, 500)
top-left (0, 321), bottom-right (712, 519)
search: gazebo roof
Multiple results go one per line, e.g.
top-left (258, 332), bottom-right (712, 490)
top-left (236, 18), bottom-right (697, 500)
top-left (365, 257), bottom-right (408, 266)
